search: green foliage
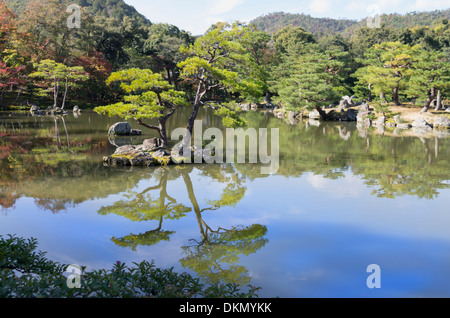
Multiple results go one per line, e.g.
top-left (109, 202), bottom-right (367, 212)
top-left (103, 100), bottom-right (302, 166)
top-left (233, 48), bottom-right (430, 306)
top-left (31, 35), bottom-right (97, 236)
top-left (250, 11), bottom-right (357, 35)
top-left (29, 59), bottom-right (88, 108)
top-left (95, 68), bottom-right (186, 120)
top-left (270, 44), bottom-right (352, 110)
top-left (354, 41), bottom-right (421, 105)
top-left (0, 234), bottom-right (260, 298)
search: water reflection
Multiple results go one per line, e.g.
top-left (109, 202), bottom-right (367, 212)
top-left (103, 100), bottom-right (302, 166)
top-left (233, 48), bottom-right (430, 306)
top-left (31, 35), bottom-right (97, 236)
top-left (97, 164), bottom-right (268, 286)
top-left (1, 109), bottom-right (449, 211)
top-left (0, 109), bottom-right (449, 297)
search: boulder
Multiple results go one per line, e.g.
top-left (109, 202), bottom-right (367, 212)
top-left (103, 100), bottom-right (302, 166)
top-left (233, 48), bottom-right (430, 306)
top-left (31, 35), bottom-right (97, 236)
top-left (433, 117), bottom-right (450, 130)
top-left (114, 145), bottom-right (136, 155)
top-left (386, 122), bottom-right (396, 129)
top-left (393, 115), bottom-right (401, 124)
top-left (338, 96), bottom-right (355, 111)
top-left (239, 103), bottom-right (250, 111)
top-left (308, 109), bottom-right (321, 120)
top-left (287, 111), bottom-right (299, 125)
top-left (108, 122), bottom-right (132, 136)
top-left (30, 105), bottom-right (40, 113)
top-left (142, 138), bottom-right (162, 151)
top-left (411, 118), bottom-right (432, 128)
top-left (434, 130), bottom-right (450, 139)
top-left (396, 123), bottom-right (412, 129)
top-left (275, 111), bottom-right (285, 118)
top-left (375, 116), bottom-right (386, 127)
top-left (341, 109), bottom-right (357, 121)
top-left (412, 126), bottom-right (432, 135)
top-left (358, 102), bottom-right (370, 113)
top-left (73, 105), bottom-right (81, 113)
top-left (130, 129), bottom-right (142, 136)
top-left (356, 103), bottom-right (371, 123)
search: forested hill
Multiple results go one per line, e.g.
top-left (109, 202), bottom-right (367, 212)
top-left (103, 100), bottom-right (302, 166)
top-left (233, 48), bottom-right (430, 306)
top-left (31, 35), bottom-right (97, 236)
top-left (250, 12), bottom-right (357, 35)
top-left (250, 10), bottom-right (450, 36)
top-left (5, 0), bottom-right (151, 25)
top-left (343, 9), bottom-right (450, 36)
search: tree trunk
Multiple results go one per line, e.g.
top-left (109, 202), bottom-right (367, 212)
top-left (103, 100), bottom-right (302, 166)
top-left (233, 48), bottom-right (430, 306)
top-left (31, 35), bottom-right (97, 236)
top-left (158, 117), bottom-right (168, 148)
top-left (393, 86), bottom-right (400, 106)
top-left (422, 87), bottom-right (436, 113)
top-left (380, 92), bottom-right (386, 104)
top-left (434, 90), bottom-right (442, 111)
top-left (265, 91), bottom-right (272, 104)
top-left (182, 73), bottom-right (205, 151)
top-left (61, 76), bottom-right (69, 110)
top-left (315, 106), bottom-right (329, 120)
top-left (54, 77), bottom-right (58, 108)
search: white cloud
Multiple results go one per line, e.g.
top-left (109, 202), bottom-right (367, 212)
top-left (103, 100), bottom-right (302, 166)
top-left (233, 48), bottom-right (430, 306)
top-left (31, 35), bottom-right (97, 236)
top-left (308, 0), bottom-right (333, 14)
top-left (204, 16), bottom-right (228, 26)
top-left (208, 0), bottom-right (246, 15)
top-left (412, 0), bottom-right (450, 11)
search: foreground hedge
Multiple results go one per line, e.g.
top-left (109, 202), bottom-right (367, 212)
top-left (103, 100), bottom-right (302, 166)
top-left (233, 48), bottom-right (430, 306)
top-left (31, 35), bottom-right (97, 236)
top-left (0, 235), bottom-right (260, 298)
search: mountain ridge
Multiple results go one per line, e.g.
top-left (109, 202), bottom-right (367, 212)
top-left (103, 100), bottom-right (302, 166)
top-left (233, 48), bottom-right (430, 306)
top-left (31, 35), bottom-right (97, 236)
top-left (250, 9), bottom-right (450, 36)
top-left (5, 0), bottom-right (151, 25)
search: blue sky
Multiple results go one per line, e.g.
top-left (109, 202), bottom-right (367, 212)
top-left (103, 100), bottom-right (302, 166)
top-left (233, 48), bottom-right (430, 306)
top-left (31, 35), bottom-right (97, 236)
top-left (124, 0), bottom-right (449, 35)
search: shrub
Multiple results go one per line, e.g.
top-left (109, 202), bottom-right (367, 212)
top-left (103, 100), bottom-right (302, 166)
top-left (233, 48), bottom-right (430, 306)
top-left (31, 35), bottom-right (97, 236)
top-left (0, 235), bottom-right (260, 298)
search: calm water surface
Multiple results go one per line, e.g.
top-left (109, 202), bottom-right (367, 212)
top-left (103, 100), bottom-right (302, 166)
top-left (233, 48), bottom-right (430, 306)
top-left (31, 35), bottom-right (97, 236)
top-left (0, 108), bottom-right (449, 298)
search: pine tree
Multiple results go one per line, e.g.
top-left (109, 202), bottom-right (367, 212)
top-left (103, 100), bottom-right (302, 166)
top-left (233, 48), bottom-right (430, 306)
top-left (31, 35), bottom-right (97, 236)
top-left (94, 69), bottom-right (187, 147)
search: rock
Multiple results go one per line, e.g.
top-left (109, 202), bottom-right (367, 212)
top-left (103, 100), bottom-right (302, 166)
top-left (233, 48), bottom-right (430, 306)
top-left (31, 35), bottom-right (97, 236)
top-left (363, 117), bottom-right (372, 128)
top-left (288, 111), bottom-right (298, 119)
top-left (356, 123), bottom-right (368, 138)
top-left (327, 110), bottom-right (341, 121)
top-left (357, 111), bottom-right (370, 122)
top-left (275, 111), bottom-right (285, 118)
top-left (108, 122), bottom-right (132, 136)
top-left (377, 125), bottom-right (385, 133)
top-left (338, 96), bottom-right (355, 110)
top-left (386, 122), bottom-right (396, 129)
top-left (393, 115), bottom-right (401, 124)
top-left (30, 105), bottom-right (40, 113)
top-left (308, 109), bottom-right (321, 120)
top-left (356, 103), bottom-right (371, 122)
top-left (111, 157), bottom-right (129, 167)
top-left (445, 107), bottom-right (450, 113)
top-left (142, 138), bottom-right (162, 151)
top-left (358, 102), bottom-right (370, 113)
top-left (433, 117), bottom-right (450, 130)
top-left (130, 129), bottom-right (142, 136)
top-left (341, 109), bottom-right (357, 121)
top-left (114, 145), bottom-right (136, 155)
top-left (152, 149), bottom-right (171, 158)
top-left (375, 116), bottom-right (386, 126)
top-left (287, 111), bottom-right (299, 125)
top-left (412, 126), bottom-right (432, 135)
top-left (396, 123), bottom-right (412, 129)
top-left (434, 130), bottom-right (450, 138)
top-left (73, 105), bottom-right (80, 113)
top-left (239, 103), bottom-right (250, 111)
top-left (412, 118), bottom-right (432, 128)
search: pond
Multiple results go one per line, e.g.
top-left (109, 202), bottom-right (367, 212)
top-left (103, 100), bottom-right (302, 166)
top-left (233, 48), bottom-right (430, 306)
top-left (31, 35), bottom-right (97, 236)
top-left (0, 108), bottom-right (449, 298)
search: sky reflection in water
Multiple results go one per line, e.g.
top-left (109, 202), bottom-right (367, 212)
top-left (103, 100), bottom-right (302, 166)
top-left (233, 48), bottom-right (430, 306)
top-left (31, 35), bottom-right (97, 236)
top-left (0, 109), bottom-right (449, 297)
